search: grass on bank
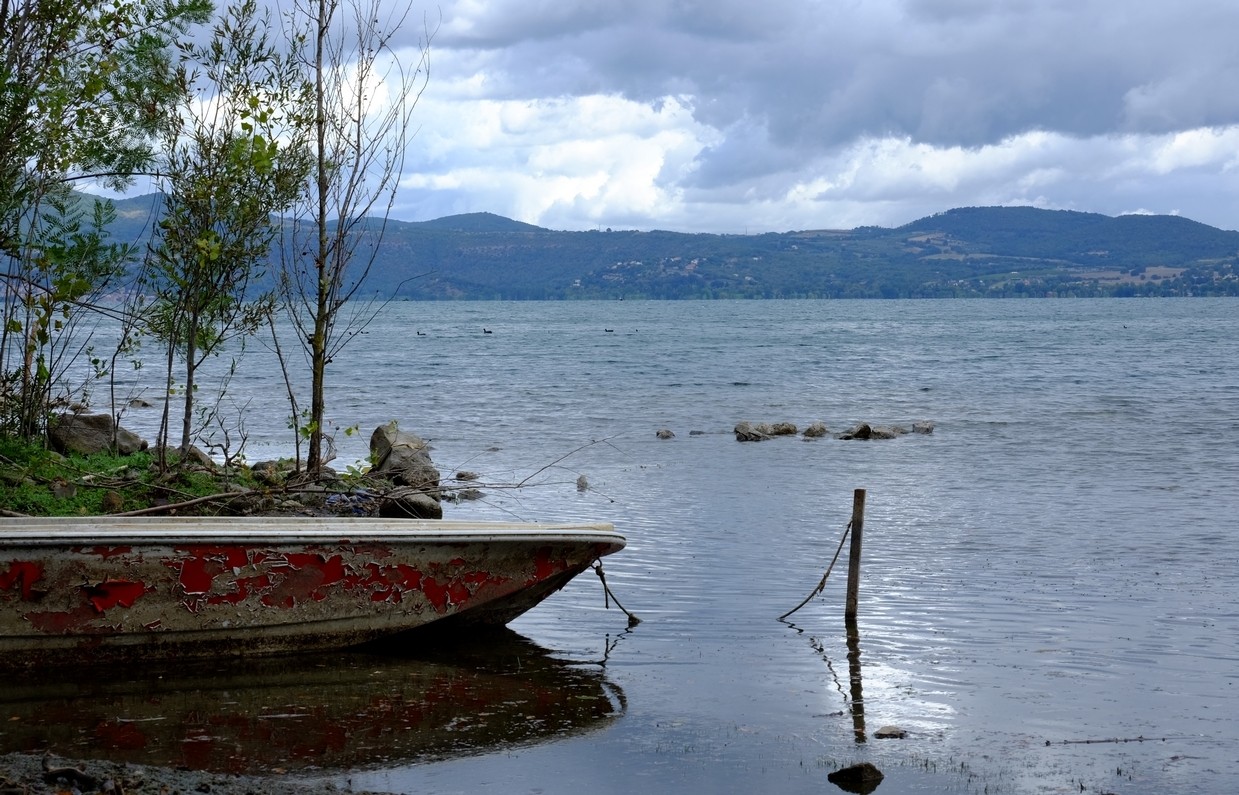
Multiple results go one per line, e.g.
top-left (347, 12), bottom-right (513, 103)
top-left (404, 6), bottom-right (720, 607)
top-left (0, 437), bottom-right (266, 516)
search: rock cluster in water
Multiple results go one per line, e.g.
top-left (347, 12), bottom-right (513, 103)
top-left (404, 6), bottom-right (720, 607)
top-left (732, 420), bottom-right (935, 442)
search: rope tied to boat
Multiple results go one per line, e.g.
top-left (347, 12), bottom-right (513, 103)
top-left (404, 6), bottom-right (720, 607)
top-left (592, 560), bottom-right (641, 628)
top-left (778, 520), bottom-right (852, 621)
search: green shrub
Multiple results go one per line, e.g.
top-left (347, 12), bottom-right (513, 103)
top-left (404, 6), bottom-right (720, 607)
top-left (0, 438), bottom-right (263, 516)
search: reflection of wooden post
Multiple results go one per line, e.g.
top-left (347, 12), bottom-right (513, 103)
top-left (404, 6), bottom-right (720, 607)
top-left (845, 489), bottom-right (866, 621)
top-left (846, 615), bottom-right (866, 743)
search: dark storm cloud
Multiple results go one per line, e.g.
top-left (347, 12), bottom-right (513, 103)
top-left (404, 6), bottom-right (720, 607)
top-left (436, 0), bottom-right (1239, 148)
top-left (371, 0), bottom-right (1239, 231)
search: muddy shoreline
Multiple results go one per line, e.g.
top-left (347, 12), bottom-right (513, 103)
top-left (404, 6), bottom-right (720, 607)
top-left (0, 753), bottom-right (380, 795)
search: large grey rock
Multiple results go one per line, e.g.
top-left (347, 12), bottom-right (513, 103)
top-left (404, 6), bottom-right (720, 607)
top-left (378, 486), bottom-right (444, 519)
top-left (368, 422), bottom-right (441, 499)
top-left (47, 413), bottom-right (148, 456)
top-left (734, 421), bottom-right (771, 442)
top-left (159, 444), bottom-right (217, 469)
top-left (803, 421), bottom-right (829, 438)
top-left (837, 422), bottom-right (902, 440)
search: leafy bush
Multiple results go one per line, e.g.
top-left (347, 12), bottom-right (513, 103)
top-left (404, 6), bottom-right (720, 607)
top-left (0, 438), bottom-right (262, 516)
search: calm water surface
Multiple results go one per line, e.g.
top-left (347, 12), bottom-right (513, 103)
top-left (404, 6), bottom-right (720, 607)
top-left (27, 299), bottom-right (1239, 794)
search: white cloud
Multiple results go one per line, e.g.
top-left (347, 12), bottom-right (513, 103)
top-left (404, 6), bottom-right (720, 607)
top-left (1145, 127), bottom-right (1239, 174)
top-left (374, 0), bottom-right (1239, 232)
top-left (399, 92), bottom-right (718, 226)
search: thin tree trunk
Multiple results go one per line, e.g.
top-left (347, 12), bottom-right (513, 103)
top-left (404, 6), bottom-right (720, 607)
top-left (180, 320), bottom-right (197, 455)
top-left (307, 0), bottom-right (330, 472)
top-left (157, 341), bottom-right (176, 471)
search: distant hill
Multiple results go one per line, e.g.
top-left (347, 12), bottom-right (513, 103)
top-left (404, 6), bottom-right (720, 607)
top-left (102, 192), bottom-right (165, 243)
top-left (900, 206), bottom-right (1239, 267)
top-left (89, 195), bottom-right (1239, 298)
top-left (410, 212), bottom-right (547, 234)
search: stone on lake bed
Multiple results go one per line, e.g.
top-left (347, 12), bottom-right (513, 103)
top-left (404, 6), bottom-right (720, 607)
top-left (827, 761), bottom-right (884, 793)
top-left (874, 724), bottom-right (906, 738)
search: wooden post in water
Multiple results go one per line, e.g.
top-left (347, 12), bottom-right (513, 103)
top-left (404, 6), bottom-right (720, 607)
top-left (845, 488), bottom-right (866, 621)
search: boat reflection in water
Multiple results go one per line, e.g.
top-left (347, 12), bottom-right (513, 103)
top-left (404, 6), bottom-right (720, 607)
top-left (0, 629), bottom-right (624, 774)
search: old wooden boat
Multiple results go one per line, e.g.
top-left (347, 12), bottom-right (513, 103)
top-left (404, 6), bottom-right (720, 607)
top-left (0, 516), bottom-right (625, 669)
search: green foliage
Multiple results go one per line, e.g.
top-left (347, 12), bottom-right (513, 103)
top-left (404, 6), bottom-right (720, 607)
top-left (0, 0), bottom-right (212, 219)
top-left (0, 0), bottom-right (210, 441)
top-left (143, 0), bottom-right (312, 455)
top-left (0, 0), bottom-right (210, 186)
top-left (0, 188), bottom-right (132, 438)
top-left (0, 436), bottom-right (265, 516)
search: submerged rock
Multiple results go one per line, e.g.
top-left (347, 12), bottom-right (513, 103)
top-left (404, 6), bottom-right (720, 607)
top-left (827, 761), bottom-right (884, 793)
top-left (837, 422), bottom-right (903, 440)
top-left (836, 422), bottom-right (874, 440)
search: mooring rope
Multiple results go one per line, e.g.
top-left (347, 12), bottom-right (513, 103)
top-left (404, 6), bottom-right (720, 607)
top-left (592, 560), bottom-right (641, 627)
top-left (778, 520), bottom-right (852, 621)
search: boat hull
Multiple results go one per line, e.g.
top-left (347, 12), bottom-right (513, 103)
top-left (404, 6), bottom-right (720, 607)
top-left (0, 516), bottom-right (624, 668)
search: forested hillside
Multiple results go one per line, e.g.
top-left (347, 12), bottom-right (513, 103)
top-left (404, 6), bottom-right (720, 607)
top-left (106, 196), bottom-right (1239, 298)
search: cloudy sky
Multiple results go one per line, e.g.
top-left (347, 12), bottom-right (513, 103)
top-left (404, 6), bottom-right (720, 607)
top-left (379, 1), bottom-right (1239, 232)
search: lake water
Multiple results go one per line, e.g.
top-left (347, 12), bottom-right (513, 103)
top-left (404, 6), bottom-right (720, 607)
top-left (24, 298), bottom-right (1239, 793)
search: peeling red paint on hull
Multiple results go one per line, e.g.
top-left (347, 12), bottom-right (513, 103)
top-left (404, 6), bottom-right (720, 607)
top-left (0, 517), bottom-right (624, 670)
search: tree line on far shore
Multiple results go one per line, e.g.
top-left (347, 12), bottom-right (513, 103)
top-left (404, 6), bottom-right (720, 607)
top-left (102, 198), bottom-right (1239, 301)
